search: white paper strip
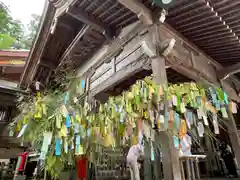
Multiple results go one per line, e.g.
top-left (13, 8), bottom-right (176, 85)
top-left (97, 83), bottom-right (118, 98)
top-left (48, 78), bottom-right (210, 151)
top-left (172, 95), bottom-right (177, 106)
top-left (197, 122), bottom-right (204, 137)
top-left (61, 105), bottom-right (69, 117)
top-left (41, 132), bottom-right (52, 153)
top-left (35, 81), bottom-right (40, 91)
top-left (213, 114), bottom-right (219, 134)
top-left (232, 102), bottom-right (238, 114)
top-left (203, 116), bottom-right (209, 126)
top-left (160, 114), bottom-right (165, 123)
top-left (197, 109), bottom-right (202, 119)
top-left (17, 124), bottom-right (27, 138)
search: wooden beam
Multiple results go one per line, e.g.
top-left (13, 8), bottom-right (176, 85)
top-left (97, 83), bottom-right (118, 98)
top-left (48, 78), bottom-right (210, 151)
top-left (58, 25), bottom-right (91, 66)
top-left (80, 21), bottom-right (240, 102)
top-left (66, 7), bottom-right (113, 39)
top-left (90, 56), bottom-right (149, 97)
top-left (20, 2), bottom-right (55, 88)
top-left (77, 21), bottom-right (146, 77)
top-left (117, 0), bottom-right (153, 25)
top-left (217, 62), bottom-right (240, 79)
top-left (39, 59), bottom-right (57, 69)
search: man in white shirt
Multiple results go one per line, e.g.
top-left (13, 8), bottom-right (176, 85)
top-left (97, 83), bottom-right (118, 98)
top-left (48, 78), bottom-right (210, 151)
top-left (126, 143), bottom-right (144, 180)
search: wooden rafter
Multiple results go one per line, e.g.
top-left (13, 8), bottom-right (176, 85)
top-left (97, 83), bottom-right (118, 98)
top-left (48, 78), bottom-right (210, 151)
top-left (117, 0), bottom-right (153, 25)
top-left (39, 59), bottom-right (57, 70)
top-left (58, 25), bottom-right (91, 66)
top-left (217, 62), bottom-right (240, 79)
top-left (66, 7), bottom-right (113, 39)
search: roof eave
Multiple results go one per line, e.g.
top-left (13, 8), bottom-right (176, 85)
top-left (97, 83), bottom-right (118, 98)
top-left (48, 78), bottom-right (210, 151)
top-left (19, 0), bottom-right (56, 89)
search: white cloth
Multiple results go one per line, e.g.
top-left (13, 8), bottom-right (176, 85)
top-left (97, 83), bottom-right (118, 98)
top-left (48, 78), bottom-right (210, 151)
top-left (129, 161), bottom-right (140, 180)
top-left (127, 144), bottom-right (144, 164)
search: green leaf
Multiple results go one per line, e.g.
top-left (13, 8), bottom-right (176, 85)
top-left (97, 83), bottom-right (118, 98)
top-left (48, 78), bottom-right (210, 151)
top-left (0, 33), bottom-right (15, 49)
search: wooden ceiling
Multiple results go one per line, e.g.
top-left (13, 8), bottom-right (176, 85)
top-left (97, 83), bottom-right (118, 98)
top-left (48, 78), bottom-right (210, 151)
top-left (166, 0), bottom-right (240, 79)
top-left (20, 0), bottom-right (240, 88)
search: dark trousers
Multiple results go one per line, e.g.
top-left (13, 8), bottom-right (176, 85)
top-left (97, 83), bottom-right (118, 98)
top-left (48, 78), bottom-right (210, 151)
top-left (223, 154), bottom-right (237, 176)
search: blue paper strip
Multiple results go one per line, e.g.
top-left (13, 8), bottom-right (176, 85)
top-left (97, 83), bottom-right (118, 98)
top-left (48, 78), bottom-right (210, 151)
top-left (174, 112), bottom-right (180, 130)
top-left (55, 138), bottom-right (61, 156)
top-left (64, 92), bottom-right (69, 105)
top-left (212, 94), bottom-right (217, 105)
top-left (224, 92), bottom-right (229, 105)
top-left (209, 87), bottom-right (214, 95)
top-left (216, 100), bottom-right (220, 110)
top-left (120, 113), bottom-right (124, 123)
top-left (76, 135), bottom-right (80, 145)
top-left (196, 96), bottom-right (202, 106)
top-left (173, 136), bottom-right (179, 149)
top-left (39, 151), bottom-right (46, 160)
top-left (75, 144), bottom-right (79, 154)
top-left (81, 80), bottom-right (85, 89)
top-left (66, 115), bottom-right (71, 128)
top-left (180, 139), bottom-right (187, 150)
top-left (87, 129), bottom-right (91, 137)
top-left (187, 111), bottom-right (193, 125)
top-left (74, 123), bottom-right (79, 133)
top-left (151, 148), bottom-right (155, 161)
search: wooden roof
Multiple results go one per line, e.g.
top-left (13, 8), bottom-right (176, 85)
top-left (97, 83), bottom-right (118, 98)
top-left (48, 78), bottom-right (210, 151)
top-left (0, 50), bottom-right (28, 82)
top-left (20, 0), bottom-right (240, 88)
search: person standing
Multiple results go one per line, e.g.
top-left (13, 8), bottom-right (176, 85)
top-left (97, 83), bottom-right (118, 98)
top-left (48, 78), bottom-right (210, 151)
top-left (0, 162), bottom-right (3, 180)
top-left (126, 142), bottom-right (144, 180)
top-left (220, 141), bottom-right (238, 178)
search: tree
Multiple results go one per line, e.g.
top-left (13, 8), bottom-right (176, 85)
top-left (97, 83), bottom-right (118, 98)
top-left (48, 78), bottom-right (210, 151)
top-left (0, 33), bottom-right (14, 49)
top-left (0, 2), bottom-right (41, 50)
top-left (22, 14), bottom-right (41, 49)
top-left (0, 2), bottom-right (25, 49)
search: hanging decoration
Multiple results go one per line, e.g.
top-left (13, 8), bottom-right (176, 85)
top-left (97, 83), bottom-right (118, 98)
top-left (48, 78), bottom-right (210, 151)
top-left (10, 75), bottom-right (238, 178)
top-left (152, 0), bottom-right (176, 10)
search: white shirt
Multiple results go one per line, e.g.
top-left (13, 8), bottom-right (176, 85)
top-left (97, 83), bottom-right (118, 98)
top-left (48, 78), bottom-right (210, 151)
top-left (127, 144), bottom-right (144, 163)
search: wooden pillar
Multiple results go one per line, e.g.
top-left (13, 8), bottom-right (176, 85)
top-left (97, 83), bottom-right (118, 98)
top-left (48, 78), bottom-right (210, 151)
top-left (221, 80), bottom-right (240, 170)
top-left (143, 137), bottom-right (153, 180)
top-left (151, 56), bottom-right (182, 180)
top-left (227, 112), bottom-right (240, 170)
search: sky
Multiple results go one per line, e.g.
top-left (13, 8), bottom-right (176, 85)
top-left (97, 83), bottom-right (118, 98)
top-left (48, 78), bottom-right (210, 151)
top-left (1, 0), bottom-right (45, 26)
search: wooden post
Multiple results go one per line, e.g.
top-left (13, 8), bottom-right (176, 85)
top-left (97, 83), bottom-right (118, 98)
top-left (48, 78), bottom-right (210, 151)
top-left (143, 137), bottom-right (153, 180)
top-left (227, 112), bottom-right (240, 171)
top-left (151, 56), bottom-right (182, 180)
top-left (220, 80), bottom-right (240, 171)
top-left (152, 142), bottom-right (162, 180)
